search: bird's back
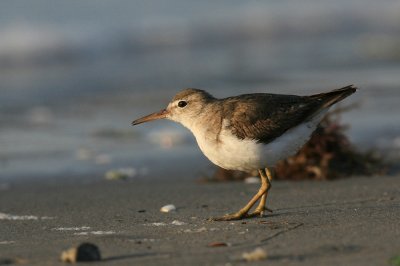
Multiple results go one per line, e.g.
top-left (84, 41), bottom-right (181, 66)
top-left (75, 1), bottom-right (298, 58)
top-left (221, 85), bottom-right (356, 144)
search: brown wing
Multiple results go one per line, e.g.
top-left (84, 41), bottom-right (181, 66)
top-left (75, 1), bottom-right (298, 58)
top-left (223, 85), bottom-right (356, 144)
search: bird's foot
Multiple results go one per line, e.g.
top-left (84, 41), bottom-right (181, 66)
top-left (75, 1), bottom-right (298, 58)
top-left (246, 207), bottom-right (273, 218)
top-left (209, 211), bottom-right (247, 221)
top-left (209, 207), bottom-right (273, 221)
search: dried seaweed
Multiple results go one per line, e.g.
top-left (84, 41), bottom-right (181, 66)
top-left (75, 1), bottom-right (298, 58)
top-left (275, 108), bottom-right (385, 180)
top-left (206, 106), bottom-right (385, 182)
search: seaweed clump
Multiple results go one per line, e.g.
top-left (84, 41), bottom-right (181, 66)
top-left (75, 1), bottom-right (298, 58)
top-left (274, 108), bottom-right (384, 180)
top-left (207, 107), bottom-right (385, 182)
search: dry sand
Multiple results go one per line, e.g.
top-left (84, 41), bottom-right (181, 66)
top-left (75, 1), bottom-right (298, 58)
top-left (0, 176), bottom-right (399, 265)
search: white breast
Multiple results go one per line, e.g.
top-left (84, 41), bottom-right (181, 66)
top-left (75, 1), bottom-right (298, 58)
top-left (191, 112), bottom-right (326, 172)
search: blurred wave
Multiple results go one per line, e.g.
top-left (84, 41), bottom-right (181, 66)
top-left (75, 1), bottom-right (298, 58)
top-left (1, 1), bottom-right (399, 69)
top-left (1, 0), bottom-right (400, 179)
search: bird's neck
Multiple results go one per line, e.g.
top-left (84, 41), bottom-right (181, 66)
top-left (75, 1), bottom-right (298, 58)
top-left (187, 101), bottom-right (224, 144)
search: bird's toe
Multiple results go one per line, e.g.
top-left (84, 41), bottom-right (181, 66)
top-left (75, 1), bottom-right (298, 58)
top-left (209, 212), bottom-right (247, 221)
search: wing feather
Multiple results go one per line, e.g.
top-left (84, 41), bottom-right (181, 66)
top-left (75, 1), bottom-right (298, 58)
top-left (222, 86), bottom-right (356, 144)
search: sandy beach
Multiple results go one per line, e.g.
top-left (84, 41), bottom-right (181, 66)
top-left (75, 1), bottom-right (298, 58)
top-left (0, 175), bottom-right (399, 265)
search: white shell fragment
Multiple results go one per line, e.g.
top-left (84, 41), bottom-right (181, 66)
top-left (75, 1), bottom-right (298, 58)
top-left (171, 220), bottom-right (186, 226)
top-left (242, 247), bottom-right (267, 262)
top-left (160, 204), bottom-right (176, 213)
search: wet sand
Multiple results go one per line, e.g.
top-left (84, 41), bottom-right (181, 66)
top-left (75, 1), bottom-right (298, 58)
top-left (0, 175), bottom-right (399, 265)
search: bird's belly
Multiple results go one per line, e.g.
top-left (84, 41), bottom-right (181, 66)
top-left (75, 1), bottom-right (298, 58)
top-left (197, 135), bottom-right (265, 172)
top-left (194, 118), bottom-right (322, 172)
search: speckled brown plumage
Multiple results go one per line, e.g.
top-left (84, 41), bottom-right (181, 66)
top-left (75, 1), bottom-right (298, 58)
top-left (220, 85), bottom-right (356, 144)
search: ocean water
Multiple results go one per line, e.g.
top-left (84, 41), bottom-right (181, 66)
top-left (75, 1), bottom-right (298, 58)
top-left (1, 1), bottom-right (400, 179)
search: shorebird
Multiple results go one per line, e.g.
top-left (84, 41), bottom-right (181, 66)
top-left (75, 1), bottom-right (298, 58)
top-left (132, 85), bottom-right (356, 221)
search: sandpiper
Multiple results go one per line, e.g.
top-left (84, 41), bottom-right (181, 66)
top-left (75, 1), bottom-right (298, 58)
top-left (132, 85), bottom-right (357, 221)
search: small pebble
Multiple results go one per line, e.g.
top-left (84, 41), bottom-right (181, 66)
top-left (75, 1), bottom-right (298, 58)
top-left (208, 242), bottom-right (228, 247)
top-left (160, 204), bottom-right (176, 213)
top-left (60, 243), bottom-right (101, 263)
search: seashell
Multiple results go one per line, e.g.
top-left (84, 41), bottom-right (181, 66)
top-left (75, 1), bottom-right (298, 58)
top-left (160, 204), bottom-right (176, 213)
top-left (242, 247), bottom-right (267, 261)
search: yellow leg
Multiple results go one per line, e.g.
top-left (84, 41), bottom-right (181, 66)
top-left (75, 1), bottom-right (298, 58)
top-left (211, 168), bottom-right (272, 221)
top-left (248, 168), bottom-right (273, 217)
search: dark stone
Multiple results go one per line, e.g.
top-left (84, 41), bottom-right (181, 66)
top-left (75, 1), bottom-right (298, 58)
top-left (76, 243), bottom-right (101, 262)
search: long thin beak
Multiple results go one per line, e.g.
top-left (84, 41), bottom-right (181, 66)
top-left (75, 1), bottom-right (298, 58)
top-left (131, 109), bottom-right (168, 126)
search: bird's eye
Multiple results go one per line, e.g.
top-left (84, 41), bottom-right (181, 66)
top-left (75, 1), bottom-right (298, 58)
top-left (178, 101), bottom-right (187, 108)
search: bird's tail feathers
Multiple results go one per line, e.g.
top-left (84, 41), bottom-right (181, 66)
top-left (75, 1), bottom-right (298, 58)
top-left (310, 85), bottom-right (357, 109)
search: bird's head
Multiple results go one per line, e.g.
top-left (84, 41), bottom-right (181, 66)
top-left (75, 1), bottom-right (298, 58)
top-left (131, 89), bottom-right (214, 128)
